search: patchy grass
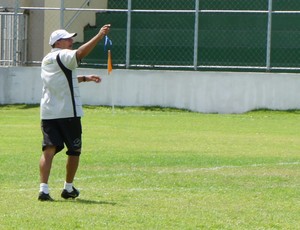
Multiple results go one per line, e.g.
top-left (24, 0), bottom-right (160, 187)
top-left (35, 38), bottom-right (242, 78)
top-left (1, 105), bottom-right (300, 229)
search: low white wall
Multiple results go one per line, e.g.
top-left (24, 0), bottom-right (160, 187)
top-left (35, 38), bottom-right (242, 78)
top-left (1, 66), bottom-right (300, 113)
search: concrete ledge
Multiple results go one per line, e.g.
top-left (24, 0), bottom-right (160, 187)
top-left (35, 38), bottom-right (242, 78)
top-left (1, 66), bottom-right (300, 113)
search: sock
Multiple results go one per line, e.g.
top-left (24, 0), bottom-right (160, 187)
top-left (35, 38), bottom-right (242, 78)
top-left (40, 183), bottom-right (49, 194)
top-left (64, 182), bottom-right (73, 192)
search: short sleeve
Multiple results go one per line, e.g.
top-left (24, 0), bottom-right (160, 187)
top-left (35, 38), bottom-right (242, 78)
top-left (58, 49), bottom-right (78, 70)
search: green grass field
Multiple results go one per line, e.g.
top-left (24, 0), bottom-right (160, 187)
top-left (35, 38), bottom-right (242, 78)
top-left (1, 105), bottom-right (300, 229)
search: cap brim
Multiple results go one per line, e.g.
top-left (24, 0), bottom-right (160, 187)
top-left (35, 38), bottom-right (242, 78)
top-left (63, 32), bottom-right (77, 39)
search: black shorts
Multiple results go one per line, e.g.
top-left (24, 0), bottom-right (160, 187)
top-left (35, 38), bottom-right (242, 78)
top-left (41, 117), bottom-right (82, 156)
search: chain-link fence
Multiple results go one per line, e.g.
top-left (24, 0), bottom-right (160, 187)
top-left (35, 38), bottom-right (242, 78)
top-left (2, 0), bottom-right (300, 72)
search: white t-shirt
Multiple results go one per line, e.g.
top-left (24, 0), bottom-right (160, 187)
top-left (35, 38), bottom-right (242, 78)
top-left (40, 48), bottom-right (83, 119)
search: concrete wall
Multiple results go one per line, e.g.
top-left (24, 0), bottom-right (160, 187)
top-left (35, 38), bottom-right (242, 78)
top-left (1, 66), bottom-right (300, 113)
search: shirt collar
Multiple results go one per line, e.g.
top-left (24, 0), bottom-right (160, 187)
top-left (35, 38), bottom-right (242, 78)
top-left (51, 48), bottom-right (62, 52)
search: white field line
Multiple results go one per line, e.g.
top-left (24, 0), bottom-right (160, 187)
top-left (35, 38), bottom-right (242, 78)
top-left (8, 162), bottom-right (300, 193)
top-left (71, 161), bottom-right (300, 181)
top-left (157, 161), bottom-right (300, 174)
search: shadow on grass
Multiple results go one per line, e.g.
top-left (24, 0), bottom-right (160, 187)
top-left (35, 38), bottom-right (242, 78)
top-left (0, 104), bottom-right (39, 109)
top-left (3, 104), bottom-right (300, 114)
top-left (247, 108), bottom-right (300, 114)
top-left (54, 198), bottom-right (117, 206)
top-left (76, 198), bottom-right (117, 205)
top-left (84, 105), bottom-right (193, 113)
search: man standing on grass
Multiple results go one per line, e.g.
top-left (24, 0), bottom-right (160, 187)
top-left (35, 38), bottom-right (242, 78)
top-left (38, 24), bottom-right (110, 201)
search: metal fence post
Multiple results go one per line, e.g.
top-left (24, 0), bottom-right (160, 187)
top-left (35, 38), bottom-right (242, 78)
top-left (126, 0), bottom-right (132, 69)
top-left (266, 0), bottom-right (273, 71)
top-left (13, 0), bottom-right (20, 66)
top-left (193, 0), bottom-right (200, 70)
top-left (60, 0), bottom-right (65, 29)
top-left (0, 14), bottom-right (3, 63)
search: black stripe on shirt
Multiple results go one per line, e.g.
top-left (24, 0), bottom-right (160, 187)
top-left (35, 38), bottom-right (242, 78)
top-left (56, 53), bottom-right (77, 117)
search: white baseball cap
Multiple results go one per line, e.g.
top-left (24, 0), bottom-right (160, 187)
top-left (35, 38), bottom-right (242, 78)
top-left (49, 29), bottom-right (77, 45)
